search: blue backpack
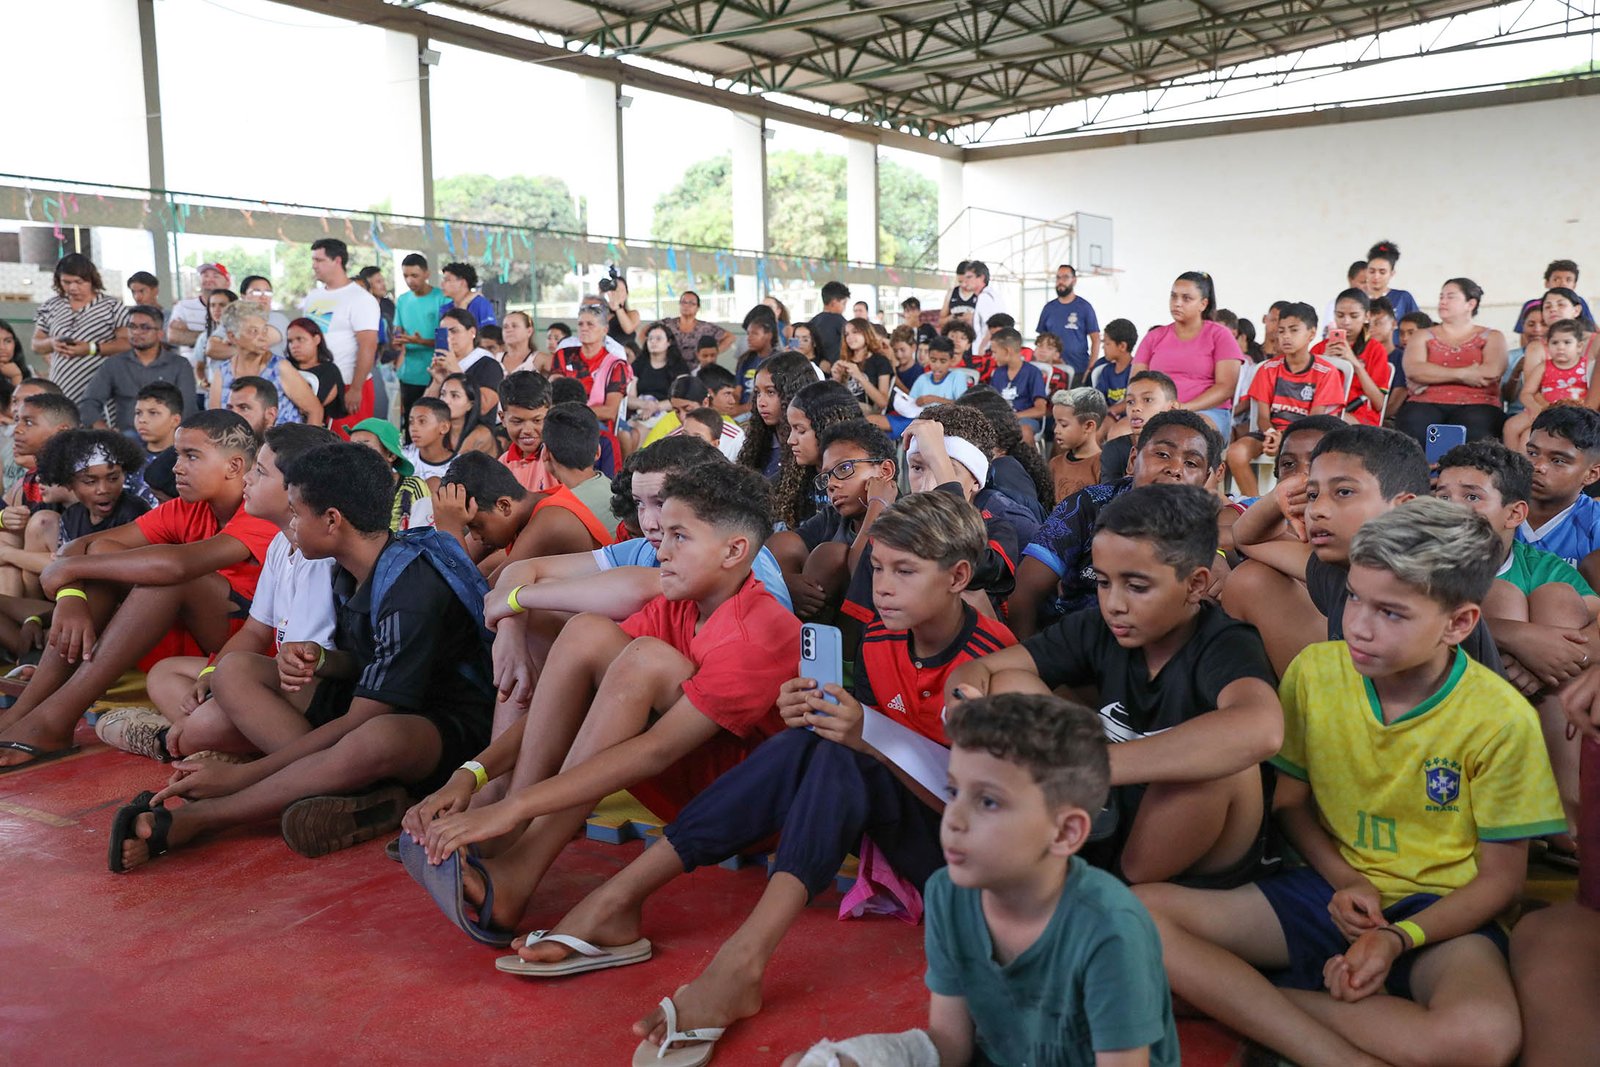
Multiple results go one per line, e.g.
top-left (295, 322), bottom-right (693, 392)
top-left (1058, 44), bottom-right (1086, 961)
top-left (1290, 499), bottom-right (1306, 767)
top-left (367, 528), bottom-right (494, 692)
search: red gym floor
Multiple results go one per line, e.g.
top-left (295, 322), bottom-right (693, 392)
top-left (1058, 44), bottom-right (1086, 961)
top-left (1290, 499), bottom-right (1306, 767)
top-left (0, 721), bottom-right (1252, 1066)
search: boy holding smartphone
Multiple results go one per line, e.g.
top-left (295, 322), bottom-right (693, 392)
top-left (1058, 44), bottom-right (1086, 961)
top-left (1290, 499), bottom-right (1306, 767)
top-left (504, 491), bottom-right (1015, 1066)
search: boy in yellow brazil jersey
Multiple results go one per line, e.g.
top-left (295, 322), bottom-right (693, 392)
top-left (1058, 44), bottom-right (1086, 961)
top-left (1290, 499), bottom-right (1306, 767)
top-left (1136, 499), bottom-right (1565, 1067)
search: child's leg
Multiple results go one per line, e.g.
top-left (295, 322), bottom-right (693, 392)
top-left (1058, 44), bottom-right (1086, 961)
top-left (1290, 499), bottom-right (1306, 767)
top-left (182, 651), bottom-right (316, 757)
top-left (18, 510), bottom-right (59, 599)
top-left (0, 573), bottom-right (234, 759)
top-left (0, 526), bottom-right (25, 598)
top-left (463, 633), bottom-right (695, 931)
top-left (1285, 934), bottom-right (1522, 1067)
top-left (0, 578), bottom-right (124, 735)
top-left (1226, 437), bottom-right (1265, 497)
top-left (1510, 901), bottom-right (1600, 1067)
top-left (1118, 766), bottom-right (1263, 884)
top-left (120, 712), bottom-right (443, 870)
top-left (1482, 579), bottom-right (1529, 623)
top-left (1134, 882), bottom-right (1384, 1067)
top-left (147, 655), bottom-right (209, 722)
top-left (1220, 560), bottom-right (1325, 676)
top-left (473, 609), bottom-right (575, 808)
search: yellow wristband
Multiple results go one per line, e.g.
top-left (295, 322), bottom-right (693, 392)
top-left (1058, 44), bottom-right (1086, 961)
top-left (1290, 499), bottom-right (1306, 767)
top-left (22, 615), bottom-right (41, 627)
top-left (1392, 920), bottom-right (1426, 950)
top-left (507, 584), bottom-right (528, 615)
top-left (316, 646), bottom-right (328, 673)
top-left (55, 588), bottom-right (88, 603)
top-left (198, 665), bottom-right (216, 679)
top-left (461, 760), bottom-right (488, 792)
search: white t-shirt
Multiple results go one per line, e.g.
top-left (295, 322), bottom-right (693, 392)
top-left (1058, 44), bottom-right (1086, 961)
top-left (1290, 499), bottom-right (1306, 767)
top-left (300, 282), bottom-right (380, 383)
top-left (403, 444), bottom-right (454, 482)
top-left (248, 533), bottom-right (338, 651)
top-left (973, 287), bottom-right (1007, 353)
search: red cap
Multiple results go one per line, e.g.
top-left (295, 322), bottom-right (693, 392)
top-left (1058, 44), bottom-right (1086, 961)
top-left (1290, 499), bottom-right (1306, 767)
top-left (197, 262), bottom-right (230, 282)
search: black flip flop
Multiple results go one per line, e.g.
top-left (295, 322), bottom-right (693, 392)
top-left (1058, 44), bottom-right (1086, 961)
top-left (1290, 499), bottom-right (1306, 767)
top-left (108, 792), bottom-right (173, 873)
top-left (0, 740), bottom-right (80, 775)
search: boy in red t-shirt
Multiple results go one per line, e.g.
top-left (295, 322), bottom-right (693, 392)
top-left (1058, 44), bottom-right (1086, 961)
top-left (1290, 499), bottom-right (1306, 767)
top-left (0, 410), bottom-right (278, 771)
top-left (399, 460), bottom-right (800, 946)
top-left (508, 492), bottom-right (1015, 1064)
top-left (1227, 302), bottom-right (1345, 496)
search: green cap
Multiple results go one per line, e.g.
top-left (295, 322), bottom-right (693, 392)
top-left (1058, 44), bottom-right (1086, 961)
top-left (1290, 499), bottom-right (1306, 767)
top-left (345, 418), bottom-right (413, 477)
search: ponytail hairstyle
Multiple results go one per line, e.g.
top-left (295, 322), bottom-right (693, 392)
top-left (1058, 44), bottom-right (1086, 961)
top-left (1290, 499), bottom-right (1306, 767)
top-left (957, 385), bottom-right (1056, 513)
top-left (776, 379), bottom-right (859, 527)
top-left (737, 351), bottom-right (818, 477)
top-left (1174, 271), bottom-right (1217, 321)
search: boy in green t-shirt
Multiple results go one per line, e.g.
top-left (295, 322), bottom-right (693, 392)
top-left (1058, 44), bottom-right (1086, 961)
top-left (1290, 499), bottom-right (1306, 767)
top-left (391, 254), bottom-right (452, 420)
top-left (1139, 500), bottom-right (1565, 1067)
top-left (1435, 438), bottom-right (1597, 844)
top-left (783, 693), bottom-right (1179, 1067)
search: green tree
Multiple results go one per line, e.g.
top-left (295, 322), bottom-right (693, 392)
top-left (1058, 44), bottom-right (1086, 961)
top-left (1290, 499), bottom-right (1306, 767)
top-left (434, 173), bottom-right (581, 290)
top-left (184, 245), bottom-right (273, 291)
top-left (649, 150), bottom-right (938, 268)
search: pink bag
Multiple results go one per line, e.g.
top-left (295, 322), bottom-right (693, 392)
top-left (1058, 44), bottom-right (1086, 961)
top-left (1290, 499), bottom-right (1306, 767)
top-left (838, 837), bottom-right (923, 925)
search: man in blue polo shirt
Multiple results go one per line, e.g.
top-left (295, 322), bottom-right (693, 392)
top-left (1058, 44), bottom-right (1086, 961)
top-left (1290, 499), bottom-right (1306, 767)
top-left (1035, 264), bottom-right (1101, 380)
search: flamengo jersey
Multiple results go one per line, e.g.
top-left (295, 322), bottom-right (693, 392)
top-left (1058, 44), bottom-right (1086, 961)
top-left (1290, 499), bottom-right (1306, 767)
top-left (858, 609), bottom-right (1015, 744)
top-left (1515, 492), bottom-right (1600, 569)
top-left (1273, 642), bottom-right (1564, 906)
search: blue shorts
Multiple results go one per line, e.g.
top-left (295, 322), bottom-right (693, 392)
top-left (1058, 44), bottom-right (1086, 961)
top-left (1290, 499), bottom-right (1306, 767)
top-left (1255, 867), bottom-right (1508, 999)
top-left (1018, 417), bottom-right (1043, 435)
top-left (886, 413), bottom-right (915, 438)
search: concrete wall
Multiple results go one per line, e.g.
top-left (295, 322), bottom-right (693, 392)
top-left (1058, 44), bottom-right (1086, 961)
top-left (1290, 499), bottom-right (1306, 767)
top-left (962, 92), bottom-right (1600, 338)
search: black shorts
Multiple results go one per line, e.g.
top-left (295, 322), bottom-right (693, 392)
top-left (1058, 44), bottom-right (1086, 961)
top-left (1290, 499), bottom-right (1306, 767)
top-left (304, 679), bottom-right (478, 795)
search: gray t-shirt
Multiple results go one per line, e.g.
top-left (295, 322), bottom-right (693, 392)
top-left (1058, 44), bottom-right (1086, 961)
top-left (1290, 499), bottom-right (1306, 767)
top-left (924, 858), bottom-right (1180, 1066)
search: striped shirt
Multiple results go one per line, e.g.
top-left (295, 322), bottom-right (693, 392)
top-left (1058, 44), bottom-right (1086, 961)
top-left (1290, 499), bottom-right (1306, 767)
top-left (34, 294), bottom-right (130, 403)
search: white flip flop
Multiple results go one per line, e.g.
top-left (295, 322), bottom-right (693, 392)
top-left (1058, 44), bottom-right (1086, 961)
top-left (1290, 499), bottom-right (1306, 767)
top-left (494, 930), bottom-right (653, 977)
top-left (630, 996), bottom-right (726, 1067)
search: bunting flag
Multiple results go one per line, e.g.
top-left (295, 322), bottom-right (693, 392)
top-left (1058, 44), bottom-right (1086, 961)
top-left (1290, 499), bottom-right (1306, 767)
top-left (369, 216), bottom-right (389, 255)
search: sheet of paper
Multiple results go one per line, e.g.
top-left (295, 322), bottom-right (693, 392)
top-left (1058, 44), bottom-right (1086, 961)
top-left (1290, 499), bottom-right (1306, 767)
top-left (860, 705), bottom-right (950, 797)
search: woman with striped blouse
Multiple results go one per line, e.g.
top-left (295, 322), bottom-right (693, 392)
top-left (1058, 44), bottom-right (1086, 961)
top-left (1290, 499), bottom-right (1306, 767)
top-left (30, 253), bottom-right (131, 404)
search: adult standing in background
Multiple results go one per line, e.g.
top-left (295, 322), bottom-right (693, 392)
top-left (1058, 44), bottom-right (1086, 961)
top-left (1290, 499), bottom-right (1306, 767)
top-left (1364, 239), bottom-right (1418, 346)
top-left (126, 271), bottom-right (163, 316)
top-left (80, 304), bottom-right (196, 432)
top-left (435, 261), bottom-right (497, 354)
top-left (299, 237), bottom-right (380, 429)
top-left (665, 290), bottom-right (731, 361)
top-left (1131, 270), bottom-right (1242, 440)
top-left (602, 274), bottom-right (641, 351)
top-left (1035, 263), bottom-right (1100, 380)
top-left (965, 260), bottom-right (1006, 354)
top-left (165, 261), bottom-right (229, 351)
top-left (357, 266), bottom-right (396, 343)
top-left (30, 252), bottom-right (131, 404)
top-left (392, 253), bottom-right (451, 427)
top-left (1395, 277), bottom-right (1506, 444)
top-left (222, 276), bottom-right (289, 359)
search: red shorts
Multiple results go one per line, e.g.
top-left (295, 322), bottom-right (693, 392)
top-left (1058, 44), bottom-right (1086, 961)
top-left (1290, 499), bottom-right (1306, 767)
top-left (626, 731), bottom-right (770, 823)
top-left (329, 379), bottom-right (375, 436)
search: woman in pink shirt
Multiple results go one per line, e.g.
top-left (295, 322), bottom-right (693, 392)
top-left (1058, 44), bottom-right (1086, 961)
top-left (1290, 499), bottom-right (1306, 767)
top-left (1395, 277), bottom-right (1507, 444)
top-left (1132, 271), bottom-right (1243, 440)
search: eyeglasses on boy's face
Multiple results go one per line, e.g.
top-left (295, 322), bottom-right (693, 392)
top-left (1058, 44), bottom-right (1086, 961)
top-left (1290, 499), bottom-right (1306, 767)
top-left (815, 458), bottom-right (875, 491)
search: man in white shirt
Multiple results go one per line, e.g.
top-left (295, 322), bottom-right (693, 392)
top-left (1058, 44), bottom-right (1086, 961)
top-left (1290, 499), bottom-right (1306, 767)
top-left (966, 260), bottom-right (1007, 354)
top-left (166, 261), bottom-right (230, 352)
top-left (299, 238), bottom-right (380, 425)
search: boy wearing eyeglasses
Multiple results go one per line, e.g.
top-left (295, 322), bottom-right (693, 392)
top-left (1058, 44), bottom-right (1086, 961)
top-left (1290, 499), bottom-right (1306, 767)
top-left (767, 419), bottom-right (898, 620)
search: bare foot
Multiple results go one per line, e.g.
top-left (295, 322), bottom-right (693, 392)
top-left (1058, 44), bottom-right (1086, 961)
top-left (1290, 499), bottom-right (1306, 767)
top-left (517, 887), bottom-right (644, 963)
top-left (120, 806), bottom-right (200, 870)
top-left (633, 961), bottom-right (764, 1049)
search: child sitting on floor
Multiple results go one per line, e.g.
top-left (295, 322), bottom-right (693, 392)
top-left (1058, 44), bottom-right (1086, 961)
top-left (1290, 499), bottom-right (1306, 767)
top-left (435, 409), bottom-right (613, 567)
top-left (1048, 386), bottom-right (1106, 500)
top-left (509, 492), bottom-right (1018, 1065)
top-left (1, 428), bottom-right (149, 586)
top-left (768, 418), bottom-right (897, 620)
top-left (1097, 369), bottom-right (1177, 483)
top-left (97, 423), bottom-right (340, 762)
top-left (346, 417), bottom-right (432, 532)
top-left (132, 381), bottom-right (184, 503)
top-left (1436, 438), bottom-right (1597, 851)
top-left (678, 406), bottom-right (725, 447)
top-left (496, 371), bottom-right (553, 493)
top-left (0, 410), bottom-right (278, 773)
top-left (1009, 410), bottom-right (1224, 638)
top-left (108, 441), bottom-right (497, 867)
top-left (785, 693), bottom-right (1180, 1067)
top-left (1517, 404), bottom-right (1600, 587)
top-left (404, 397), bottom-right (456, 484)
top-left (398, 461), bottom-right (800, 947)
top-left (948, 483), bottom-right (1283, 886)
top-left (0, 391), bottom-right (81, 598)
top-left (1139, 500), bottom-right (1564, 1067)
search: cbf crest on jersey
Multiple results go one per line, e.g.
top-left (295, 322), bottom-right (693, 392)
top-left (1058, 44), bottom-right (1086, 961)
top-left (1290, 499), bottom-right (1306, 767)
top-left (1424, 757), bottom-right (1461, 809)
